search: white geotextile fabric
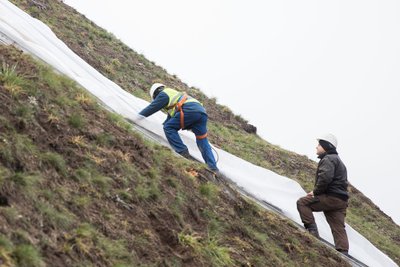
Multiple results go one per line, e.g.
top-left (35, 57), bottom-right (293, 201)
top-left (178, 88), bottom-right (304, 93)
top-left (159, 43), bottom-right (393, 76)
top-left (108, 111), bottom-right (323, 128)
top-left (0, 1), bottom-right (397, 266)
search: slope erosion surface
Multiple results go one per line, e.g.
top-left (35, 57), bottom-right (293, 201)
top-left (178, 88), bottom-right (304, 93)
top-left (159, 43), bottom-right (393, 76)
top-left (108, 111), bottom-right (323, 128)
top-left (0, 45), bottom-right (351, 266)
top-left (5, 0), bottom-right (400, 264)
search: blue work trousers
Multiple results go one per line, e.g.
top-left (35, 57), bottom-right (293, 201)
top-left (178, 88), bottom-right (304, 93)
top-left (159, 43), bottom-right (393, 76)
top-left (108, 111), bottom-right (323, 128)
top-left (163, 112), bottom-right (218, 171)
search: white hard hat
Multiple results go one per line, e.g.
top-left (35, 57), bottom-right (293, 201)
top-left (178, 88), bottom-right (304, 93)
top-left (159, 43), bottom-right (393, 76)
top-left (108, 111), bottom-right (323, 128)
top-left (149, 83), bottom-right (165, 99)
top-left (317, 133), bottom-right (338, 148)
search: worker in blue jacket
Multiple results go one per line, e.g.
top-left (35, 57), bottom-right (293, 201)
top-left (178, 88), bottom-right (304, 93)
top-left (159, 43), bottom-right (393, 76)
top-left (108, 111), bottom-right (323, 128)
top-left (138, 83), bottom-right (218, 171)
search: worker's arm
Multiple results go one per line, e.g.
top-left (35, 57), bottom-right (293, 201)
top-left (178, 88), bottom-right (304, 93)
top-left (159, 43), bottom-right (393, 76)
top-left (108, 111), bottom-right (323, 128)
top-left (139, 92), bottom-right (169, 117)
top-left (313, 157), bottom-right (335, 195)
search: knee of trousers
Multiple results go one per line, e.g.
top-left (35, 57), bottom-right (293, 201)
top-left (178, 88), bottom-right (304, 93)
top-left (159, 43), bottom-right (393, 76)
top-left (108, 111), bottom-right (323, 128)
top-left (296, 198), bottom-right (310, 210)
top-left (296, 198), bottom-right (304, 207)
top-left (163, 124), bottom-right (177, 133)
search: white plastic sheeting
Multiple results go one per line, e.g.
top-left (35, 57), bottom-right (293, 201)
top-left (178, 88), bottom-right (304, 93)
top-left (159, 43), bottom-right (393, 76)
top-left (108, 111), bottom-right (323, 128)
top-left (0, 1), bottom-right (397, 266)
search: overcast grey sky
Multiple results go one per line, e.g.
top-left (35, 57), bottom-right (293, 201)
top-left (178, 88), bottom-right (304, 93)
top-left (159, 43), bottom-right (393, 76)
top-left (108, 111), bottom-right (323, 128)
top-left (64, 0), bottom-right (400, 224)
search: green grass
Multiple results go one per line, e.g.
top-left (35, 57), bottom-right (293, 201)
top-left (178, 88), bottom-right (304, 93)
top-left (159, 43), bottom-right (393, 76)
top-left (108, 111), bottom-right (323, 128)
top-left (106, 112), bottom-right (133, 132)
top-left (95, 132), bottom-right (115, 146)
top-left (91, 174), bottom-right (113, 193)
top-left (98, 238), bottom-right (133, 265)
top-left (41, 151), bottom-right (67, 176)
top-left (178, 232), bottom-right (233, 267)
top-left (0, 62), bottom-right (18, 82)
top-left (68, 113), bottom-right (86, 129)
top-left (0, 134), bottom-right (39, 170)
top-left (134, 180), bottom-right (161, 201)
top-left (15, 104), bottom-right (34, 120)
top-left (72, 195), bottom-right (92, 209)
top-left (65, 223), bottom-right (135, 266)
top-left (202, 237), bottom-right (233, 267)
top-left (13, 244), bottom-right (45, 267)
top-left (72, 168), bottom-right (113, 193)
top-left (0, 62), bottom-right (29, 97)
top-left (199, 182), bottom-right (220, 202)
top-left (1, 207), bottom-right (21, 225)
top-left (8, 172), bottom-right (41, 187)
top-left (72, 168), bottom-right (92, 182)
top-left (0, 235), bottom-right (15, 267)
top-left (35, 201), bottom-right (76, 230)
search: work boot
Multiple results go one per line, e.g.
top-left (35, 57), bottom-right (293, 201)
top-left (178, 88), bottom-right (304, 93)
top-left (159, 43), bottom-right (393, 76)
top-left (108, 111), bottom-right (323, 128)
top-left (214, 170), bottom-right (228, 181)
top-left (179, 150), bottom-right (196, 161)
top-left (305, 223), bottom-right (320, 238)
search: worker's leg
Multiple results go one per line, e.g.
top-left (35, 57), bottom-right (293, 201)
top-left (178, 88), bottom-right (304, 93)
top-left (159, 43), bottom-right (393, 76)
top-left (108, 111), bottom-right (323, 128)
top-left (189, 113), bottom-right (218, 171)
top-left (297, 194), bottom-right (342, 222)
top-left (297, 195), bottom-right (320, 236)
top-left (163, 113), bottom-right (188, 154)
top-left (324, 201), bottom-right (349, 252)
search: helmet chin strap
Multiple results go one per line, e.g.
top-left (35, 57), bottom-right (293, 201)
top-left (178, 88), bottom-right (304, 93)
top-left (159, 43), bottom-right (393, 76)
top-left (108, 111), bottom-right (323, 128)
top-left (152, 87), bottom-right (164, 99)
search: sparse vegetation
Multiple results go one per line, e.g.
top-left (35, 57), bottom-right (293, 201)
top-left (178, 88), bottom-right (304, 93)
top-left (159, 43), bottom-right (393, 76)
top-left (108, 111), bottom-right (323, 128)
top-left (68, 113), bottom-right (86, 129)
top-left (13, 244), bottom-right (45, 267)
top-left (0, 62), bottom-right (29, 97)
top-left (41, 152), bottom-right (67, 176)
top-left (0, 44), bottom-right (351, 266)
top-left (2, 0), bottom-right (399, 265)
top-left (199, 182), bottom-right (220, 202)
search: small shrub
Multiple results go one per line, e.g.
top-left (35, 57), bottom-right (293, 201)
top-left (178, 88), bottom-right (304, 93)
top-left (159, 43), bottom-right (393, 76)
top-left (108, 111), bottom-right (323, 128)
top-left (178, 232), bottom-right (202, 253)
top-left (0, 63), bottom-right (28, 97)
top-left (39, 64), bottom-right (63, 93)
top-left (39, 189), bottom-right (57, 202)
top-left (178, 232), bottom-right (233, 267)
top-left (91, 174), bottom-right (113, 192)
top-left (4, 172), bottom-right (41, 198)
top-left (134, 181), bottom-right (161, 201)
top-left (0, 234), bottom-right (13, 250)
top-left (75, 223), bottom-right (96, 238)
top-left (15, 105), bottom-right (34, 120)
top-left (0, 139), bottom-right (13, 166)
top-left (95, 132), bottom-right (115, 146)
top-left (12, 244), bottom-right (44, 267)
top-left (166, 177), bottom-right (177, 188)
top-left (115, 162), bottom-right (141, 181)
top-left (36, 201), bottom-right (75, 230)
top-left (0, 63), bottom-right (18, 83)
top-left (199, 182), bottom-right (219, 201)
top-left (0, 116), bottom-right (13, 131)
top-left (75, 92), bottom-right (94, 105)
top-left (99, 238), bottom-right (132, 264)
top-left (73, 168), bottom-right (92, 182)
top-left (65, 224), bottom-right (97, 257)
top-left (68, 113), bottom-right (86, 129)
top-left (1, 207), bottom-right (20, 225)
top-left (41, 152), bottom-right (67, 176)
top-left (203, 237), bottom-right (233, 267)
top-left (207, 218), bottom-right (224, 237)
top-left (9, 172), bottom-right (39, 187)
top-left (55, 95), bottom-right (75, 107)
top-left (73, 195), bottom-right (92, 209)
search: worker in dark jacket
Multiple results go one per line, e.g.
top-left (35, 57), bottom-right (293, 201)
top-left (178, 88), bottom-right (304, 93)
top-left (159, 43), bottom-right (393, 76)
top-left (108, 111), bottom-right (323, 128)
top-left (297, 133), bottom-right (349, 255)
top-left (138, 83), bottom-right (218, 171)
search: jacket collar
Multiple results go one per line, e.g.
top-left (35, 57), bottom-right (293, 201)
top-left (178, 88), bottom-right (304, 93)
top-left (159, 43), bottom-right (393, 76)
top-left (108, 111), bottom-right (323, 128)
top-left (318, 149), bottom-right (338, 159)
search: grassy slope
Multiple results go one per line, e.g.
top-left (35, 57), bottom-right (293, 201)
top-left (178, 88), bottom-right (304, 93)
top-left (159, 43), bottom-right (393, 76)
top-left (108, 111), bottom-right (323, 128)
top-left (0, 45), bottom-right (350, 267)
top-left (6, 0), bottom-right (400, 264)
